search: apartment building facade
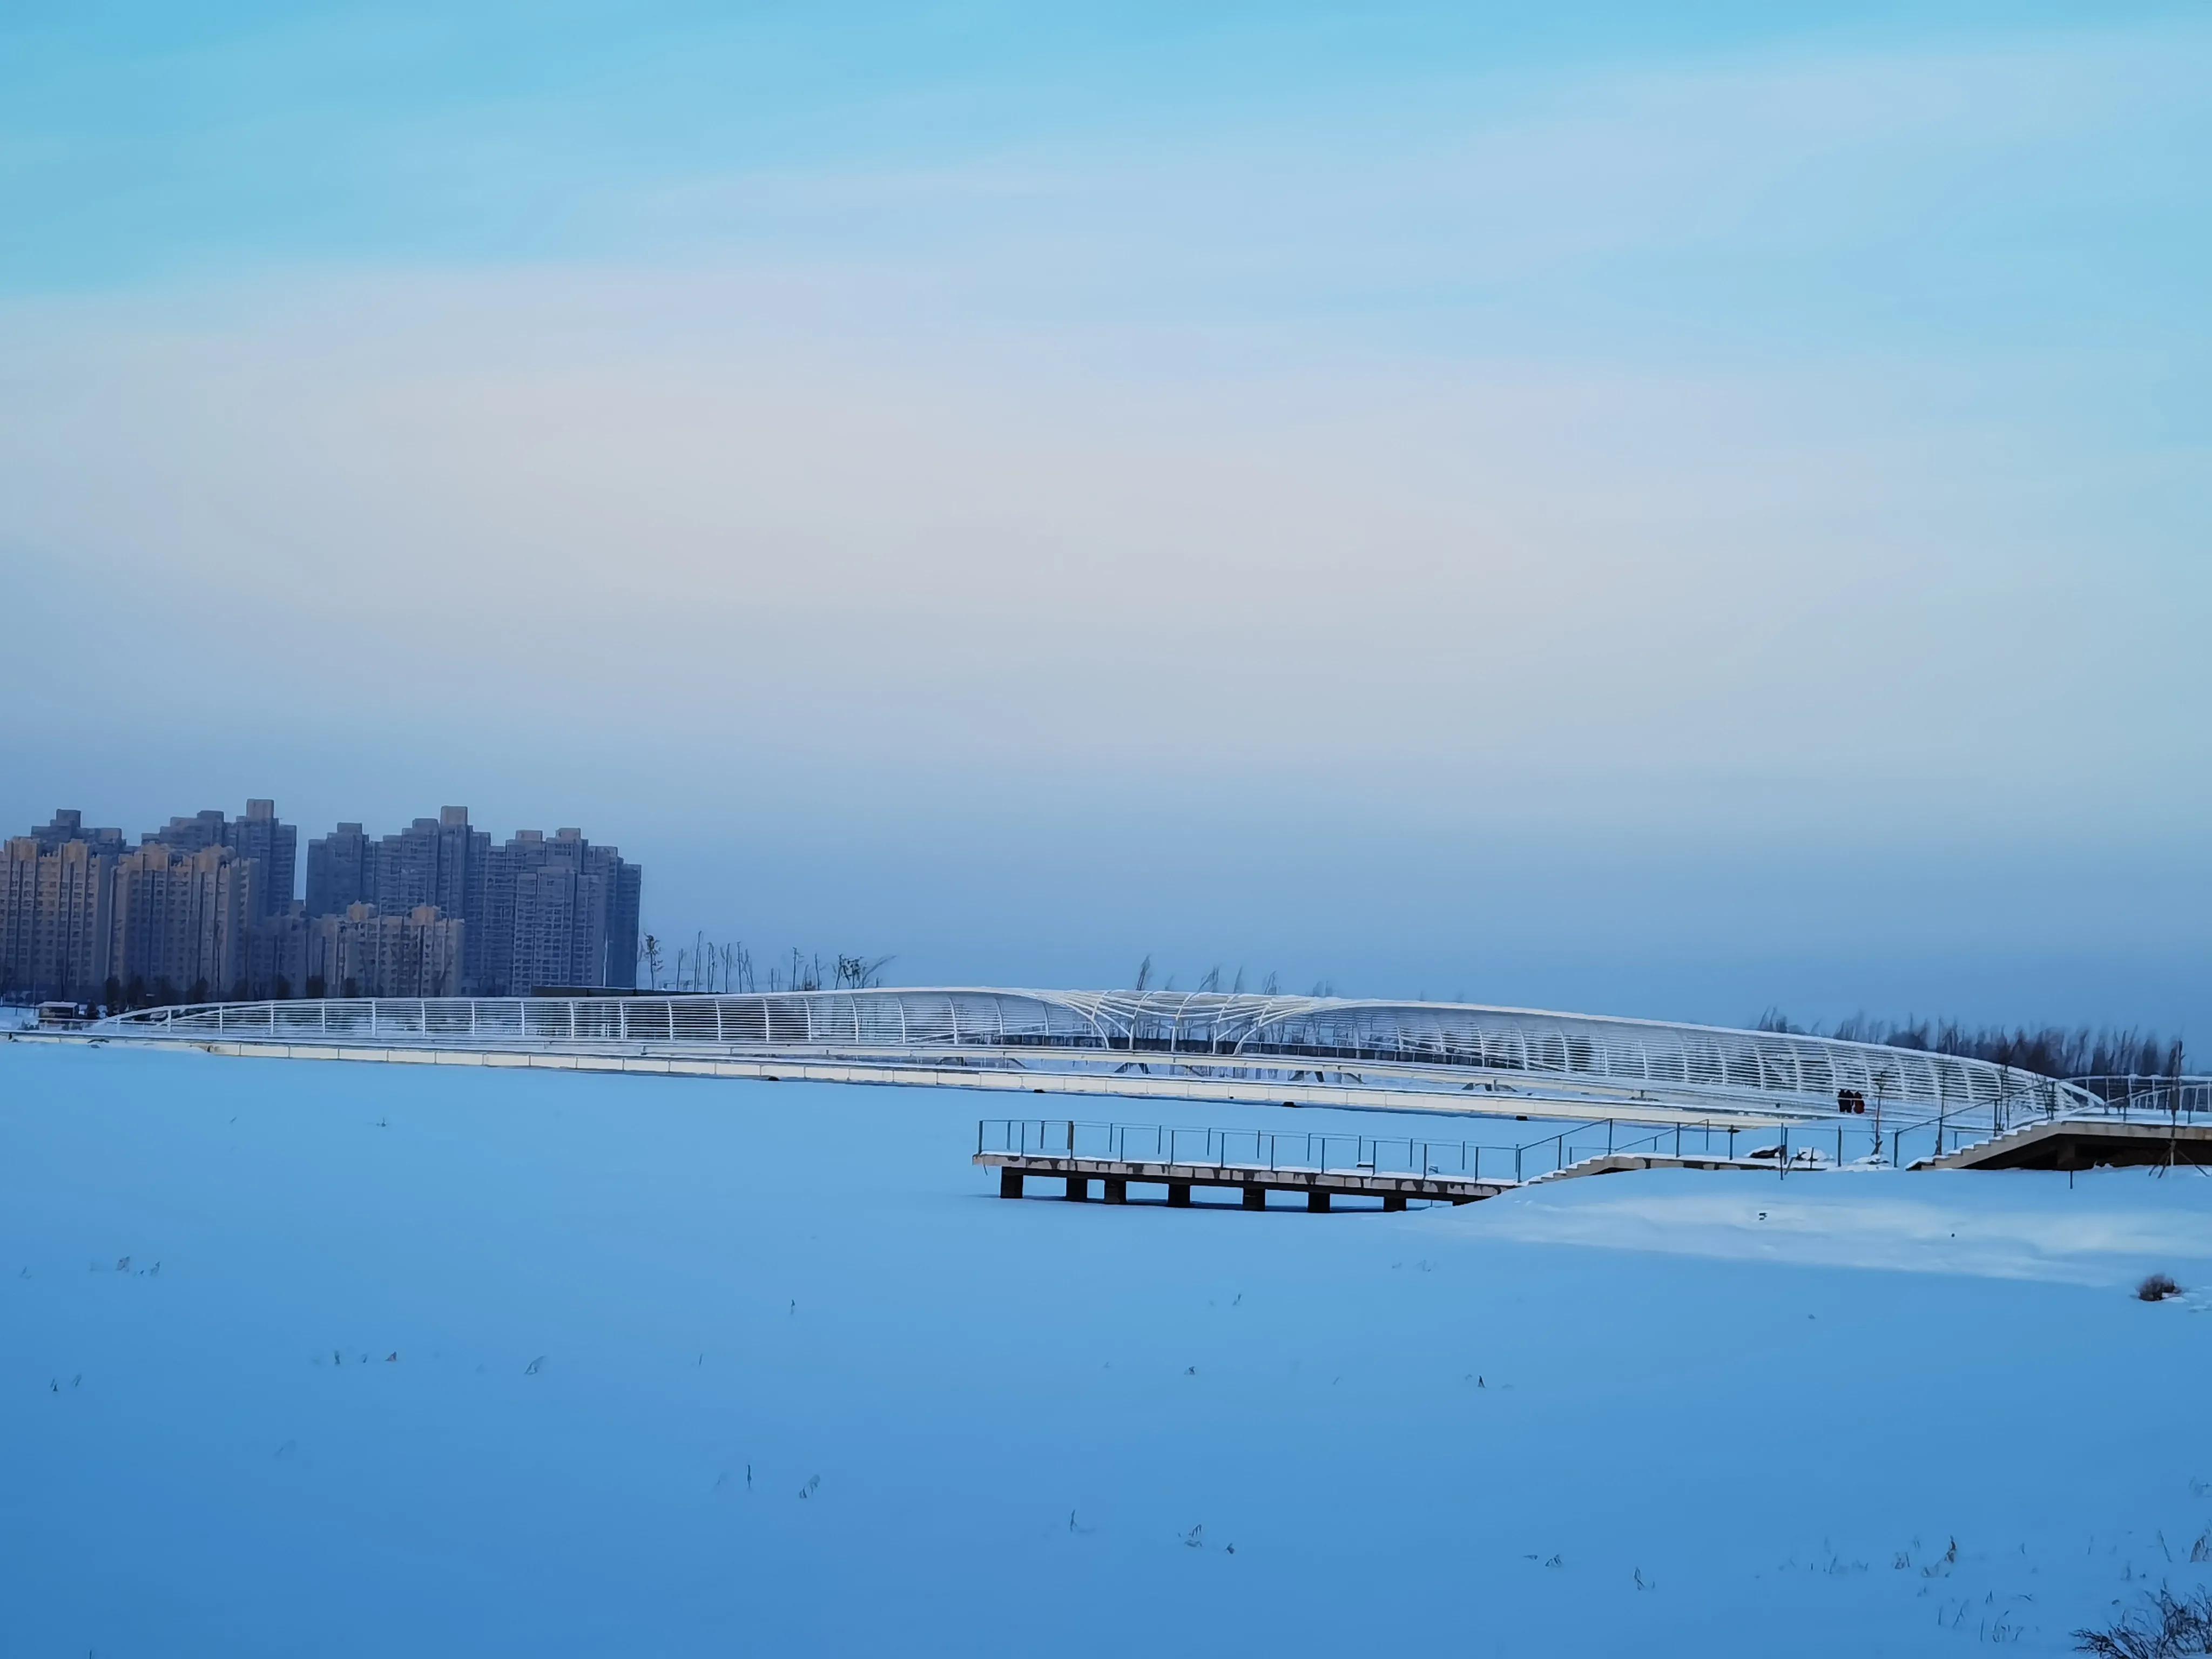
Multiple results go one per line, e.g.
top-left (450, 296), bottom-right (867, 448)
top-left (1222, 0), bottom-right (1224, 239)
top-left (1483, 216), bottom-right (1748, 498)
top-left (108, 842), bottom-right (260, 1002)
top-left (307, 903), bottom-right (466, 999)
top-left (7, 801), bottom-right (640, 1005)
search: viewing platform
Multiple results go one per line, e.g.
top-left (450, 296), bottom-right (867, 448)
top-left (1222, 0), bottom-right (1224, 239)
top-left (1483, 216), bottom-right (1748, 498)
top-left (974, 1117), bottom-right (1781, 1210)
top-left (978, 1101), bottom-right (2212, 1209)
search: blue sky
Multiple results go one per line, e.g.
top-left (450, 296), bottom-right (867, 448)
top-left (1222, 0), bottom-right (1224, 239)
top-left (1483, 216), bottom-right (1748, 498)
top-left (2, 3), bottom-right (2207, 1030)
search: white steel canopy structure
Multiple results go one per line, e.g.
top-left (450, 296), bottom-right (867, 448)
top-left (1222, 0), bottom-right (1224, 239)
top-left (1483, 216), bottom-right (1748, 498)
top-left (92, 989), bottom-right (2097, 1125)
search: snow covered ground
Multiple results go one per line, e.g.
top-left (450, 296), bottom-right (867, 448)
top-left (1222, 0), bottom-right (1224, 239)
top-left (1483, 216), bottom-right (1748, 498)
top-left (6, 1037), bottom-right (2212, 1656)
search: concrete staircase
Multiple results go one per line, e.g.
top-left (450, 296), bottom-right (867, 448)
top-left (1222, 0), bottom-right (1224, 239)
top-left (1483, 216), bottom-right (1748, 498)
top-left (1914, 1116), bottom-right (2212, 1171)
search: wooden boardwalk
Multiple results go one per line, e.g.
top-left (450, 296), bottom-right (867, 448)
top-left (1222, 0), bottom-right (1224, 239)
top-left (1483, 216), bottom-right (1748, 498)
top-left (980, 1111), bottom-right (2212, 1209)
top-left (976, 1147), bottom-right (1516, 1211)
top-left (974, 1115), bottom-right (1781, 1211)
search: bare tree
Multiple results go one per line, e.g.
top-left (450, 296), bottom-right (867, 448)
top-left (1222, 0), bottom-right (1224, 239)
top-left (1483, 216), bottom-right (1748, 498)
top-left (643, 935), bottom-right (900, 996)
top-left (1756, 1010), bottom-right (2191, 1083)
top-left (1133, 955), bottom-right (1153, 994)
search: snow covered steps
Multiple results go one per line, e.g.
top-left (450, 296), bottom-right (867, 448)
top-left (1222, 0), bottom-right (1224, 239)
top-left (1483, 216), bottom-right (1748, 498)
top-left (1914, 1116), bottom-right (2212, 1171)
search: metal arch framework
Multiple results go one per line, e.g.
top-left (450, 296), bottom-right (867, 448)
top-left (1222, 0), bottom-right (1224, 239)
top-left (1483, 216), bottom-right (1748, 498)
top-left (91, 989), bottom-right (2099, 1123)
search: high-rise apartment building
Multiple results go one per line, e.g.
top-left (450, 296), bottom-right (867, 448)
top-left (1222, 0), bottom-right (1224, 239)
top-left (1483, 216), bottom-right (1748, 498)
top-left (608, 858), bottom-right (642, 990)
top-left (109, 842), bottom-right (259, 1002)
top-left (308, 903), bottom-right (466, 999)
top-left (304, 822), bottom-right (376, 918)
top-left (366, 809), bottom-right (490, 984)
top-left (5, 801), bottom-right (642, 1006)
top-left (304, 809), bottom-right (637, 994)
top-left (147, 800), bottom-right (298, 921)
top-left (247, 904), bottom-right (313, 1000)
top-left (481, 827), bottom-right (641, 993)
top-left (28, 809), bottom-right (126, 855)
top-left (0, 817), bottom-right (121, 1001)
top-left (230, 800), bottom-right (296, 921)
top-left (0, 838), bottom-right (32, 996)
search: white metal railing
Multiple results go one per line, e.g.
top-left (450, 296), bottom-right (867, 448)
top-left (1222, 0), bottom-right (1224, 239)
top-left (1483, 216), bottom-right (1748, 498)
top-left (979, 1115), bottom-right (1845, 1181)
top-left (2069, 1075), bottom-right (2212, 1117)
top-left (89, 989), bottom-right (2102, 1122)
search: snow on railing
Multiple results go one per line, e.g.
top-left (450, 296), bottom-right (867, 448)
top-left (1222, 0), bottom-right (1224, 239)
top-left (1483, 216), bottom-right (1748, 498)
top-left (980, 1115), bottom-right (1899, 1181)
top-left (91, 990), bottom-right (2105, 1123)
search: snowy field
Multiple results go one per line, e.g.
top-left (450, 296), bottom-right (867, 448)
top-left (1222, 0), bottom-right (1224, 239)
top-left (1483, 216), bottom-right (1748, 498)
top-left (6, 1040), bottom-right (2212, 1656)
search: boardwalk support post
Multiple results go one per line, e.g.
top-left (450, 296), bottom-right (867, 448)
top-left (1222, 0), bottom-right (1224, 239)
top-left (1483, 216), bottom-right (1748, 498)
top-left (1065, 1175), bottom-right (1088, 1201)
top-left (1242, 1185), bottom-right (1266, 1210)
top-left (999, 1169), bottom-right (1022, 1199)
top-left (1168, 1182), bottom-right (1192, 1208)
top-left (1383, 1193), bottom-right (1407, 1212)
top-left (1103, 1177), bottom-right (1127, 1204)
top-left (1308, 1191), bottom-right (1331, 1213)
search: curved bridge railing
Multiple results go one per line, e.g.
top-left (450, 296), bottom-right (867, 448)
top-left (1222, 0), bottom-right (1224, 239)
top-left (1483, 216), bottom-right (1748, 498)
top-left (2069, 1075), bottom-right (2212, 1116)
top-left (91, 989), bottom-right (2099, 1123)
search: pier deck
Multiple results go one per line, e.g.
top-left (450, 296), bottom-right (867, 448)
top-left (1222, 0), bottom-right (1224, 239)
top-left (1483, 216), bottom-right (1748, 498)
top-left (976, 1148), bottom-right (1514, 1210)
top-left (973, 1116), bottom-right (1783, 1210)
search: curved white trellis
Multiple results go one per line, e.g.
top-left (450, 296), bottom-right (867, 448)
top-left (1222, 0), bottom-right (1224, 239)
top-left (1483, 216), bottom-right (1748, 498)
top-left (92, 989), bottom-right (2098, 1122)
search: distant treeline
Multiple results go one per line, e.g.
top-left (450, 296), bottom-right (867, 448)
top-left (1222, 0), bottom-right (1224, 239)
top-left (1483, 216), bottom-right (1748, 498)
top-left (1754, 1009), bottom-right (2185, 1079)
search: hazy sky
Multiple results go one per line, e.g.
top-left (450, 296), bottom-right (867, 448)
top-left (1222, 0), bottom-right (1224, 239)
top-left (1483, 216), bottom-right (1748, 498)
top-left (3, 3), bottom-right (2207, 1031)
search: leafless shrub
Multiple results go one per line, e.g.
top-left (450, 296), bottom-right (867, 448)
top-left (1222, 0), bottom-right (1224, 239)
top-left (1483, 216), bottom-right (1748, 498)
top-left (2075, 1586), bottom-right (2212, 1657)
top-left (2139, 1273), bottom-right (2182, 1303)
